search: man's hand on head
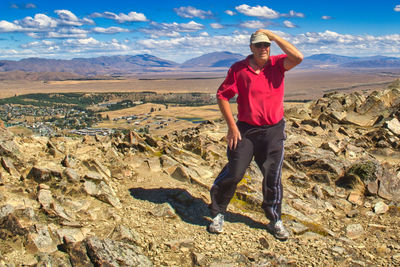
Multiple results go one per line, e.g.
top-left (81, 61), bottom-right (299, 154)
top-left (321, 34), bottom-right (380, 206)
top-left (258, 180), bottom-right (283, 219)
top-left (255, 29), bottom-right (277, 41)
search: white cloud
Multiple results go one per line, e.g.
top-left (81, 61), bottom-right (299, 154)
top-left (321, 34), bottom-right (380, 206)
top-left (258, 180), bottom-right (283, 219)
top-left (10, 3), bottom-right (37, 9)
top-left (144, 21), bottom-right (204, 36)
top-left (225, 10), bottom-right (236, 16)
top-left (210, 23), bottom-right (224, 29)
top-left (4, 30), bottom-right (400, 62)
top-left (21, 40), bottom-right (55, 48)
top-left (30, 28), bottom-right (89, 39)
top-left (235, 4), bottom-right (279, 19)
top-left (283, 20), bottom-right (297, 28)
top-left (55, 10), bottom-right (82, 26)
top-left (73, 37), bottom-right (100, 45)
top-left (395, 5), bottom-right (400, 12)
top-left (240, 20), bottom-right (266, 29)
top-left (17, 14), bottom-right (58, 29)
top-left (92, 27), bottom-right (130, 34)
top-left (91, 11), bottom-right (147, 23)
top-left (0, 20), bottom-right (23, 32)
top-left (322, 16), bottom-right (333, 20)
top-left (291, 31), bottom-right (400, 57)
top-left (174, 6), bottom-right (212, 19)
top-left (282, 10), bottom-right (305, 18)
top-left (25, 3), bottom-right (37, 9)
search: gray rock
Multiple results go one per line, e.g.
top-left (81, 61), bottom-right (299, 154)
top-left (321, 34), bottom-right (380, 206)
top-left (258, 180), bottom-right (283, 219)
top-left (0, 140), bottom-right (20, 158)
top-left (385, 117), bottom-right (400, 135)
top-left (331, 246), bottom-right (346, 254)
top-left (61, 154), bottom-right (77, 168)
top-left (170, 165), bottom-right (190, 182)
top-left (83, 180), bottom-right (121, 208)
top-left (0, 204), bottom-right (14, 219)
top-left (85, 237), bottom-right (153, 267)
top-left (27, 166), bottom-right (62, 183)
top-left (150, 203), bottom-right (177, 218)
top-left (111, 225), bottom-right (141, 244)
top-left (346, 224), bottom-right (364, 239)
top-left (63, 168), bottom-right (80, 183)
top-left (1, 157), bottom-right (19, 177)
top-left (37, 189), bottom-right (54, 209)
top-left (373, 201), bottom-right (389, 214)
top-left (159, 155), bottom-right (178, 168)
top-left (26, 224), bottom-right (58, 253)
top-left (192, 252), bottom-right (207, 266)
top-left (56, 227), bottom-right (88, 243)
top-left (84, 171), bottom-right (103, 181)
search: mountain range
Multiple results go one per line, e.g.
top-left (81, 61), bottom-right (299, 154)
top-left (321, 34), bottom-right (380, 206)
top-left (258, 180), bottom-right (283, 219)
top-left (0, 52), bottom-right (400, 79)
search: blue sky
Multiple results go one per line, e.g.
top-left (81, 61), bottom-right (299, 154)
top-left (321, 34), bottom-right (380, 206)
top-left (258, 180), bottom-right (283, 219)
top-left (0, 0), bottom-right (399, 62)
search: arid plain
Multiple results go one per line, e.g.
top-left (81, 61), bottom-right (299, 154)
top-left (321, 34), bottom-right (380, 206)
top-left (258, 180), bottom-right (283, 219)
top-left (1, 68), bottom-right (400, 101)
top-left (2, 68), bottom-right (400, 136)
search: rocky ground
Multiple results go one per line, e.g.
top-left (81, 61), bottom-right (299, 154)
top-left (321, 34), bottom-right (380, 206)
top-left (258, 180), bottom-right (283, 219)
top-left (1, 80), bottom-right (400, 266)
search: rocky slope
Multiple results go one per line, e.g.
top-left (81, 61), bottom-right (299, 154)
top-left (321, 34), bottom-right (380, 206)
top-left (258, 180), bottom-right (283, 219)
top-left (1, 81), bottom-right (400, 266)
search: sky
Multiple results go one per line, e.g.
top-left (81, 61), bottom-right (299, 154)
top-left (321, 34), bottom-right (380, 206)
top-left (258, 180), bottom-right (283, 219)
top-left (0, 0), bottom-right (399, 63)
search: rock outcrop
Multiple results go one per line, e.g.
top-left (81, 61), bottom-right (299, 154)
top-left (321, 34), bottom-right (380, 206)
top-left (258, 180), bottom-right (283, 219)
top-left (1, 82), bottom-right (400, 266)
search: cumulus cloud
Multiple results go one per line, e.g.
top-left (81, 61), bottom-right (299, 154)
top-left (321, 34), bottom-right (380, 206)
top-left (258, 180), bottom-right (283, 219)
top-left (322, 16), bottom-right (333, 20)
top-left (17, 14), bottom-right (58, 29)
top-left (92, 27), bottom-right (129, 34)
top-left (61, 38), bottom-right (131, 53)
top-left (137, 33), bottom-right (248, 51)
top-left (5, 29), bottom-right (400, 62)
top-left (235, 4), bottom-right (279, 19)
top-left (13, 10), bottom-right (93, 32)
top-left (21, 40), bottom-right (55, 48)
top-left (0, 10), bottom-right (99, 39)
top-left (14, 37), bottom-right (131, 58)
top-left (225, 10), bottom-right (236, 16)
top-left (283, 20), bottom-right (297, 28)
top-left (395, 5), bottom-right (400, 12)
top-left (0, 20), bottom-right (23, 32)
top-left (240, 20), bottom-right (266, 29)
top-left (55, 10), bottom-right (84, 26)
top-left (91, 11), bottom-right (147, 23)
top-left (143, 21), bottom-right (204, 37)
top-left (174, 6), bottom-right (212, 19)
top-left (210, 23), bottom-right (224, 29)
top-left (291, 31), bottom-right (400, 56)
top-left (28, 28), bottom-right (89, 39)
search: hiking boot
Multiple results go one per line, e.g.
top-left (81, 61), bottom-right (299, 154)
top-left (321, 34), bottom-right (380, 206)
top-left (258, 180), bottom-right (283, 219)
top-left (266, 220), bottom-right (289, 240)
top-left (208, 213), bottom-right (224, 234)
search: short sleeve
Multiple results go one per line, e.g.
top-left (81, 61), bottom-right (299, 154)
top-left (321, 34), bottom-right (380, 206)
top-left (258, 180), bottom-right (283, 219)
top-left (216, 67), bottom-right (238, 101)
top-left (273, 54), bottom-right (287, 74)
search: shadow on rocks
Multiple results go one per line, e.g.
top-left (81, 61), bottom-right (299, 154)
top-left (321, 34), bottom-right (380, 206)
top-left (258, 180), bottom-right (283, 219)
top-left (129, 187), bottom-right (266, 230)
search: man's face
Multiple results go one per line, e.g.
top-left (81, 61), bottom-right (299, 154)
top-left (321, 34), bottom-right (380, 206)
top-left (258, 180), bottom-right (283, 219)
top-left (250, 42), bottom-right (270, 62)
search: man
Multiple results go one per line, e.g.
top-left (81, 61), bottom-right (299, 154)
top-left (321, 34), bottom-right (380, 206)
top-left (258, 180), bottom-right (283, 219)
top-left (208, 29), bottom-right (303, 240)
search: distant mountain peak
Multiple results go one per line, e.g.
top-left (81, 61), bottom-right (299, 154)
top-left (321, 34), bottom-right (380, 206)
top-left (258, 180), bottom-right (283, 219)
top-left (181, 51), bottom-right (245, 68)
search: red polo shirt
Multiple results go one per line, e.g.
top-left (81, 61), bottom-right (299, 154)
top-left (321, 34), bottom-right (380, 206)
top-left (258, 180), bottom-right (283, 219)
top-left (217, 54), bottom-right (287, 126)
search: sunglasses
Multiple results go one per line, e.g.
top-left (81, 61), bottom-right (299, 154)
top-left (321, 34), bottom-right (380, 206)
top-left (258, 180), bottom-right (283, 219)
top-left (254, 42), bottom-right (271, 48)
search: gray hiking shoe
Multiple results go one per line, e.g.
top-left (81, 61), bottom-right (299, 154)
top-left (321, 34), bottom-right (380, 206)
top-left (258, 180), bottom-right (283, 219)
top-left (266, 220), bottom-right (289, 240)
top-left (208, 213), bottom-right (224, 234)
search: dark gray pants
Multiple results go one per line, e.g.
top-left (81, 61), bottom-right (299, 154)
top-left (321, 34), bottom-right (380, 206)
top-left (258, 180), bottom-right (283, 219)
top-left (209, 119), bottom-right (286, 223)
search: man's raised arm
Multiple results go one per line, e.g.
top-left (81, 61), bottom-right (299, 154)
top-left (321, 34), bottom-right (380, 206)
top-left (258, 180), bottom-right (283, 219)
top-left (256, 29), bottom-right (303, 71)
